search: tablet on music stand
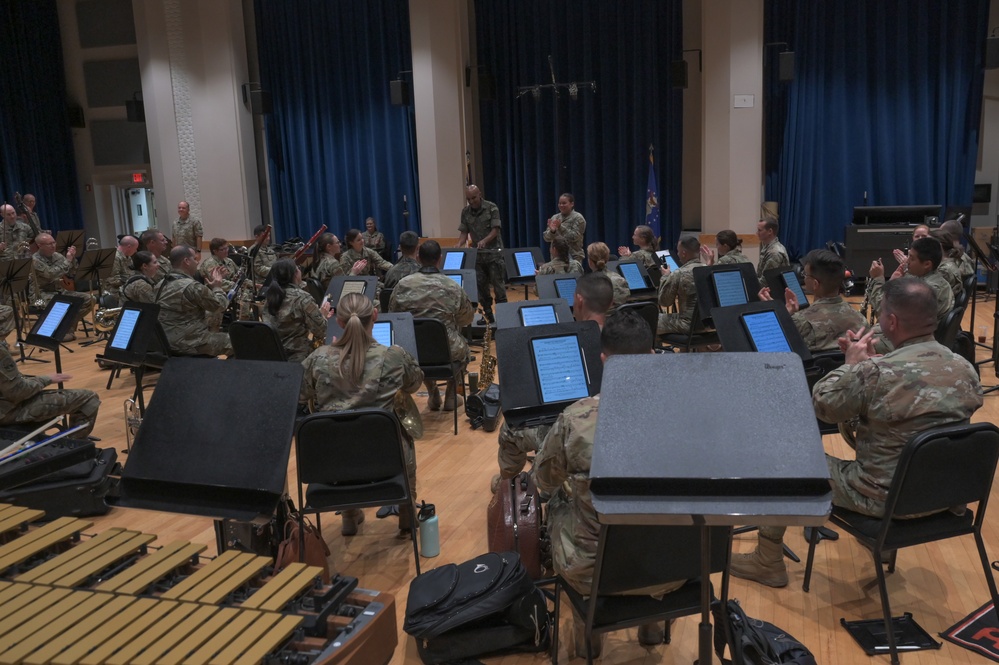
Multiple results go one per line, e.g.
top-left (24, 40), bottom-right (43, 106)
top-left (519, 303), bottom-right (558, 327)
top-left (494, 299), bottom-right (574, 329)
top-left (443, 251), bottom-right (464, 271)
top-left (446, 273), bottom-right (462, 287)
top-left (326, 276), bottom-right (377, 306)
top-left (372, 320), bottom-right (393, 347)
top-left (710, 300), bottom-right (812, 363)
top-left (26, 296), bottom-right (83, 349)
top-left (764, 267), bottom-right (810, 310)
top-left (656, 250), bottom-right (680, 272)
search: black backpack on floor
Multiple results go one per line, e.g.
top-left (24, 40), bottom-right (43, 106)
top-left (712, 598), bottom-right (817, 665)
top-left (404, 551), bottom-right (550, 665)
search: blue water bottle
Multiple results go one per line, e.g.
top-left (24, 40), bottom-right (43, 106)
top-left (418, 501), bottom-right (439, 558)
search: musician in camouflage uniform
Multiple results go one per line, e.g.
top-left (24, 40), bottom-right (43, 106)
top-left (107, 236), bottom-right (138, 300)
top-left (756, 217), bottom-right (789, 279)
top-left (0, 305), bottom-right (100, 437)
top-left (586, 242), bottom-right (630, 307)
top-left (17, 194), bottom-right (43, 239)
top-left (340, 229), bottom-right (392, 279)
top-left (760, 249), bottom-right (864, 352)
top-left (534, 310), bottom-right (676, 651)
top-left (536, 237), bottom-right (583, 276)
top-left (196, 238), bottom-right (239, 332)
top-left (657, 235), bottom-right (704, 335)
top-left (300, 293), bottom-right (423, 536)
top-left (494, 273), bottom-right (613, 486)
top-left (617, 225), bottom-right (659, 272)
top-left (31, 233), bottom-right (95, 341)
top-left (383, 231), bottom-right (421, 290)
top-left (155, 245), bottom-right (232, 357)
top-left (457, 185), bottom-right (506, 323)
top-left (172, 201), bottom-right (203, 256)
top-left (262, 260), bottom-right (330, 363)
top-left (139, 230), bottom-right (170, 282)
top-left (121, 252), bottom-right (158, 304)
top-left (732, 278), bottom-right (983, 588)
top-left (543, 193), bottom-right (587, 264)
top-left (390, 240), bottom-right (474, 411)
top-left (250, 225), bottom-right (277, 284)
top-left (701, 229), bottom-right (752, 266)
top-left (361, 217), bottom-right (386, 253)
top-left (0, 204), bottom-right (33, 262)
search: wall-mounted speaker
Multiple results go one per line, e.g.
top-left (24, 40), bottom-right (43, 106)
top-left (987, 37), bottom-right (999, 69)
top-left (390, 80), bottom-right (411, 106)
top-left (670, 60), bottom-right (688, 89)
top-left (778, 51), bottom-right (795, 82)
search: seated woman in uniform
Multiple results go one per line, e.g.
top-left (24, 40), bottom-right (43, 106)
top-left (300, 293), bottom-right (424, 537)
top-left (617, 224), bottom-right (659, 271)
top-left (587, 242), bottom-right (630, 307)
top-left (121, 251), bottom-right (160, 303)
top-left (340, 229), bottom-right (393, 279)
top-left (537, 237), bottom-right (583, 276)
top-left (700, 229), bottom-right (751, 265)
top-left (313, 233), bottom-right (367, 292)
top-left (261, 259), bottom-right (331, 363)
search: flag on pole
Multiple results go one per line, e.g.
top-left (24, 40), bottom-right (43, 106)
top-left (645, 144), bottom-right (660, 238)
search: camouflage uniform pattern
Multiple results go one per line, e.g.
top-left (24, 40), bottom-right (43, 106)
top-left (0, 220), bottom-right (33, 261)
top-left (459, 200), bottom-right (506, 313)
top-left (657, 258), bottom-right (705, 334)
top-left (958, 252), bottom-right (975, 278)
top-left (938, 257), bottom-right (963, 302)
top-left (153, 255), bottom-right (171, 283)
top-left (757, 239), bottom-right (789, 279)
top-left (718, 248), bottom-right (752, 265)
top-left (340, 246), bottom-right (393, 278)
top-left (814, 335), bottom-right (982, 517)
top-left (261, 285), bottom-right (326, 363)
top-left (792, 295), bottom-right (866, 352)
top-left (172, 217), bottom-right (203, 250)
top-left (253, 245), bottom-right (277, 282)
top-left (534, 394), bottom-right (685, 596)
top-left (107, 249), bottom-right (133, 298)
top-left (629, 248), bottom-right (658, 272)
top-left (22, 211), bottom-right (42, 239)
top-left (383, 256), bottom-right (421, 290)
top-left (543, 210), bottom-right (586, 263)
top-left (361, 230), bottom-right (385, 251)
top-left (593, 268), bottom-right (630, 307)
top-left (869, 271), bottom-right (953, 323)
top-left (301, 341), bottom-right (424, 503)
top-left (30, 252), bottom-right (95, 311)
top-left (537, 257), bottom-right (583, 276)
top-left (0, 340), bottom-right (100, 438)
top-left (314, 254), bottom-right (346, 291)
top-left (390, 269), bottom-right (475, 363)
top-left (122, 276), bottom-right (155, 304)
top-left (198, 255), bottom-right (239, 291)
top-left (497, 421), bottom-right (552, 478)
top-left (155, 271), bottom-right (232, 356)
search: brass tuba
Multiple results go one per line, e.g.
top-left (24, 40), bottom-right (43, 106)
top-left (95, 307), bottom-right (122, 332)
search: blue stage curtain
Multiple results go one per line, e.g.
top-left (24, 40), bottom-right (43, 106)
top-left (764, 0), bottom-right (988, 258)
top-left (255, 0), bottom-right (420, 243)
top-left (0, 0), bottom-right (82, 232)
top-left (474, 0), bottom-right (683, 255)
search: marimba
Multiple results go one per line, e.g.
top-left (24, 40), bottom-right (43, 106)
top-left (0, 504), bottom-right (396, 665)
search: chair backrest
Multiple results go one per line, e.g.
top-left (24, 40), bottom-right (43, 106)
top-left (887, 422), bottom-right (999, 518)
top-left (614, 301), bottom-right (658, 338)
top-left (957, 273), bottom-right (976, 310)
top-left (295, 409), bottom-right (407, 486)
top-left (228, 321), bottom-right (287, 361)
top-left (379, 287), bottom-right (394, 313)
top-left (413, 317), bottom-right (452, 366)
top-left (592, 524), bottom-right (729, 596)
top-left (304, 277), bottom-right (324, 304)
top-left (934, 305), bottom-right (965, 350)
top-left (805, 350), bottom-right (845, 391)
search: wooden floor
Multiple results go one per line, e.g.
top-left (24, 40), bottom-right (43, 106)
top-left (12, 289), bottom-right (999, 664)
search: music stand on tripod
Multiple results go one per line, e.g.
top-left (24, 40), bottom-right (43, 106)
top-left (74, 248), bottom-right (116, 348)
top-left (0, 258), bottom-right (45, 365)
top-left (24, 295), bottom-right (84, 388)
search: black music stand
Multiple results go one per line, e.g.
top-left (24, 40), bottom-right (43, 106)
top-left (763, 267), bottom-right (810, 310)
top-left (494, 298), bottom-right (574, 328)
top-left (503, 247), bottom-right (545, 298)
top-left (55, 230), bottom-right (84, 257)
top-left (441, 247), bottom-right (477, 271)
top-left (692, 263), bottom-right (762, 327)
top-left (25, 295), bottom-right (85, 387)
top-left (535, 272), bottom-right (583, 306)
top-left (99, 302), bottom-right (172, 423)
top-left (76, 248), bottom-right (116, 347)
top-left (325, 276), bottom-right (377, 306)
top-left (711, 301), bottom-right (813, 364)
top-left (590, 354), bottom-right (831, 665)
top-left (325, 310), bottom-right (419, 360)
top-left (111, 358), bottom-right (303, 521)
top-left (442, 269), bottom-right (479, 304)
top-left (0, 258), bottom-right (44, 364)
top-left (608, 259), bottom-right (656, 299)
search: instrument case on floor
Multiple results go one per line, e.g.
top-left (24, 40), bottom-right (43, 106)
top-left (0, 447), bottom-right (120, 518)
top-left (487, 472), bottom-right (544, 579)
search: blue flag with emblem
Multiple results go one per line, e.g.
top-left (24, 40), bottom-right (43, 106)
top-left (645, 144), bottom-right (660, 238)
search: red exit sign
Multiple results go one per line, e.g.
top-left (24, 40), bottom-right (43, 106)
top-left (132, 173), bottom-right (145, 183)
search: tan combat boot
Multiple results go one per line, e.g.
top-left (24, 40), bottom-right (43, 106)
top-left (729, 532), bottom-right (788, 587)
top-left (340, 509), bottom-right (365, 536)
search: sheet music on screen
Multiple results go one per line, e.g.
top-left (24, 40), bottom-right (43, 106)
top-left (372, 321), bottom-right (393, 347)
top-left (520, 305), bottom-right (557, 326)
top-left (36, 302), bottom-right (70, 338)
top-left (656, 250), bottom-right (680, 271)
top-left (514, 251), bottom-right (536, 277)
top-left (531, 335), bottom-right (589, 404)
top-left (555, 278), bottom-right (576, 302)
top-left (446, 273), bottom-right (463, 287)
top-left (443, 252), bottom-right (464, 271)
top-left (742, 310), bottom-right (792, 352)
top-left (782, 271), bottom-right (808, 305)
top-left (618, 262), bottom-right (646, 290)
top-left (110, 309), bottom-right (140, 350)
top-left (340, 280), bottom-right (366, 297)
top-left (712, 271), bottom-right (748, 307)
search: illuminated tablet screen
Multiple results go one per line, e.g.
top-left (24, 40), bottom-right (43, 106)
top-left (531, 335), bottom-right (589, 404)
top-left (446, 273), bottom-right (463, 287)
top-left (554, 278), bottom-right (577, 302)
top-left (443, 252), bottom-right (464, 270)
top-left (657, 250), bottom-right (680, 272)
top-left (782, 271), bottom-right (809, 305)
top-left (36, 301), bottom-right (70, 338)
top-left (519, 305), bottom-right (557, 326)
top-left (110, 308), bottom-right (140, 350)
top-left (618, 262), bottom-right (647, 290)
top-left (514, 251), bottom-right (536, 277)
top-left (712, 270), bottom-right (748, 307)
top-left (372, 320), bottom-right (393, 347)
top-left (742, 310), bottom-right (792, 353)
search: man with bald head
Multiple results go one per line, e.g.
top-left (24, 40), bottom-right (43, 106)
top-left (0, 204), bottom-right (33, 261)
top-left (31, 233), bottom-right (95, 342)
top-left (457, 184), bottom-right (506, 323)
top-left (107, 235), bottom-right (139, 300)
top-left (172, 201), bottom-right (203, 257)
top-left (732, 277), bottom-right (983, 587)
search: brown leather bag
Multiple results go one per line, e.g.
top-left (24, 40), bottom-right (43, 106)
top-left (275, 513), bottom-right (332, 583)
top-left (486, 472), bottom-right (543, 579)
